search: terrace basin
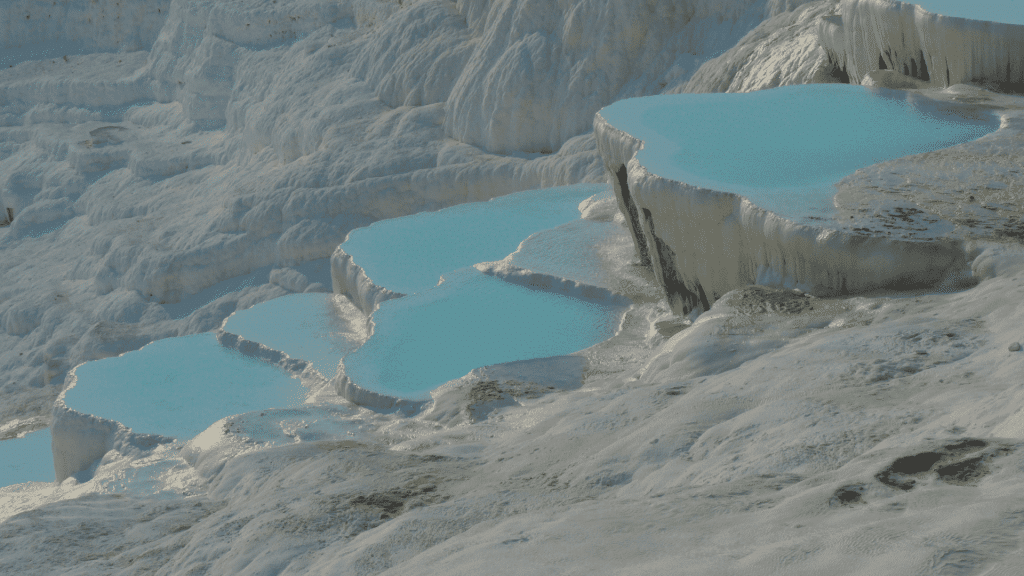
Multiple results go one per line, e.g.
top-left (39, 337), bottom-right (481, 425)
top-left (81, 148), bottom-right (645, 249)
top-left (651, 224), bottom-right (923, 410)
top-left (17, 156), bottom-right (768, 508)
top-left (64, 333), bottom-right (307, 440)
top-left (222, 293), bottom-right (365, 380)
top-left (598, 84), bottom-right (999, 223)
top-left (342, 267), bottom-right (625, 401)
top-left (338, 184), bottom-right (610, 296)
top-left (0, 429), bottom-right (54, 486)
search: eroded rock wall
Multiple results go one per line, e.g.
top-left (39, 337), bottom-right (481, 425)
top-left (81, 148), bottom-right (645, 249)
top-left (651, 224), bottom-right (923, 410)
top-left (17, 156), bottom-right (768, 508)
top-left (820, 0), bottom-right (1024, 90)
top-left (594, 111), bottom-right (971, 315)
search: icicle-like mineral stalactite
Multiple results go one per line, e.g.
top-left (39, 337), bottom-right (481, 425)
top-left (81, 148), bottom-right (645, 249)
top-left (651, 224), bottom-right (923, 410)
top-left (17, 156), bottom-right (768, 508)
top-left (820, 0), bottom-right (1024, 90)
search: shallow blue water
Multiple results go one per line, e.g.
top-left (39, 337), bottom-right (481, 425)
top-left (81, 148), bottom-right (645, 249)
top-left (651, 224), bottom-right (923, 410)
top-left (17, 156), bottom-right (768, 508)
top-left (66, 333), bottom-right (306, 440)
top-left (508, 219), bottom-right (624, 291)
top-left (341, 184), bottom-right (609, 295)
top-left (0, 429), bottom-right (54, 486)
top-left (599, 84), bottom-right (1000, 219)
top-left (223, 293), bottom-right (360, 380)
top-left (913, 0), bottom-right (1024, 25)
top-left (343, 267), bottom-right (624, 399)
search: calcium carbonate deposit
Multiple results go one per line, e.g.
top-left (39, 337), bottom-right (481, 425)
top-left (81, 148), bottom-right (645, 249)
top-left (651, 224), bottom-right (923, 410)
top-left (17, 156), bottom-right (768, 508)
top-left (2, 1), bottom-right (1024, 575)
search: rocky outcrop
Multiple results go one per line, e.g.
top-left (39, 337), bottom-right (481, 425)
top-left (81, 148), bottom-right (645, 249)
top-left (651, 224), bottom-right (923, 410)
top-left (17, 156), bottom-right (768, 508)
top-left (820, 0), bottom-right (1024, 91)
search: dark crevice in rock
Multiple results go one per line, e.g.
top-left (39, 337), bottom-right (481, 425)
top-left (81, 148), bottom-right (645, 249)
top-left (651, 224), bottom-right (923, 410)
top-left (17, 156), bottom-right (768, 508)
top-left (918, 51), bottom-right (930, 81)
top-left (614, 165), bottom-right (650, 267)
top-left (0, 207), bottom-right (12, 227)
top-left (832, 64), bottom-right (850, 84)
top-left (824, 51), bottom-right (850, 83)
top-left (878, 54), bottom-right (887, 70)
top-left (641, 207), bottom-right (709, 314)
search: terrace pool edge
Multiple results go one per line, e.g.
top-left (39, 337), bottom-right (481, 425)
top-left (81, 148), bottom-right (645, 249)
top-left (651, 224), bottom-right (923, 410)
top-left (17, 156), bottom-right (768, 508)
top-left (593, 91), bottom-right (977, 315)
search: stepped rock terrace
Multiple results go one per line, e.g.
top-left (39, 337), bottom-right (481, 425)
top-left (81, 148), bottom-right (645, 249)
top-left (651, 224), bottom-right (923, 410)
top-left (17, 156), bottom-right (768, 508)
top-left (596, 83), bottom-right (1005, 314)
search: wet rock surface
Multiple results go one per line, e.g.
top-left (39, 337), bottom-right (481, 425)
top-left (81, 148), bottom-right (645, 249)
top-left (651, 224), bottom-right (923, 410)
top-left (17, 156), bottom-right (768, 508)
top-left (727, 286), bottom-right (816, 315)
top-left (873, 439), bottom-right (1012, 492)
top-left (830, 484), bottom-right (867, 507)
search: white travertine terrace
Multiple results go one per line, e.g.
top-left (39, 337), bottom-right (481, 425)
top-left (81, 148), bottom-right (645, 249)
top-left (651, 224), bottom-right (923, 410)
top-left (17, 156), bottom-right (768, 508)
top-left (594, 85), bottom-right (1005, 314)
top-left (820, 0), bottom-right (1024, 89)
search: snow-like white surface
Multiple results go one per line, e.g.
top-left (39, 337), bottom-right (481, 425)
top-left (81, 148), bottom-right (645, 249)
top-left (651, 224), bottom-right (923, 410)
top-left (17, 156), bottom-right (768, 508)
top-left (62, 333), bottom-right (306, 440)
top-left (3, 0), bottom-right (1024, 574)
top-left (599, 84), bottom-right (999, 220)
top-left (441, 0), bottom-right (771, 153)
top-left (684, 0), bottom-right (842, 94)
top-left (222, 292), bottom-right (365, 380)
top-left (342, 266), bottom-right (625, 400)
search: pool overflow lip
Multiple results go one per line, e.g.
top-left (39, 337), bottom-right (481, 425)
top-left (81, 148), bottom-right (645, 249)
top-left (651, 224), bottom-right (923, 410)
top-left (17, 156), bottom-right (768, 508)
top-left (327, 185), bottom-right (630, 409)
top-left (51, 333), bottom-right (308, 482)
top-left (228, 83), bottom-right (1003, 408)
top-left (596, 83), bottom-right (1005, 316)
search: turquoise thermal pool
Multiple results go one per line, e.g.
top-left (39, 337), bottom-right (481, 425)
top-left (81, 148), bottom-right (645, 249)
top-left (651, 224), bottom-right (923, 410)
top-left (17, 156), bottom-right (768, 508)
top-left (0, 429), bottom-right (54, 486)
top-left (598, 84), bottom-right (1000, 220)
top-left (342, 267), bottom-right (625, 400)
top-left (911, 1), bottom-right (1024, 25)
top-left (65, 333), bottom-right (307, 440)
top-left (340, 184), bottom-right (609, 294)
top-left (223, 293), bottom-right (363, 380)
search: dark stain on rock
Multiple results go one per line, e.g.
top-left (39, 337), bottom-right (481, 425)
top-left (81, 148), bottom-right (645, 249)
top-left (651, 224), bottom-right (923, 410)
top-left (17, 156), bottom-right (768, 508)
top-left (614, 165), bottom-right (651, 267)
top-left (944, 439), bottom-right (987, 453)
top-left (832, 486), bottom-right (865, 507)
top-left (874, 439), bottom-right (1011, 493)
top-left (730, 286), bottom-right (814, 315)
top-left (641, 207), bottom-right (709, 314)
top-left (349, 482), bottom-right (443, 520)
top-left (876, 452), bottom-right (942, 490)
top-left (935, 456), bottom-right (987, 485)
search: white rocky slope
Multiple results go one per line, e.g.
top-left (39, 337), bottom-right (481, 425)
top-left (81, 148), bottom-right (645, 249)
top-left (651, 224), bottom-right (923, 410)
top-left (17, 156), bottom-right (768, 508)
top-left (3, 0), bottom-right (1024, 574)
top-left (2, 0), bottom-right (785, 430)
